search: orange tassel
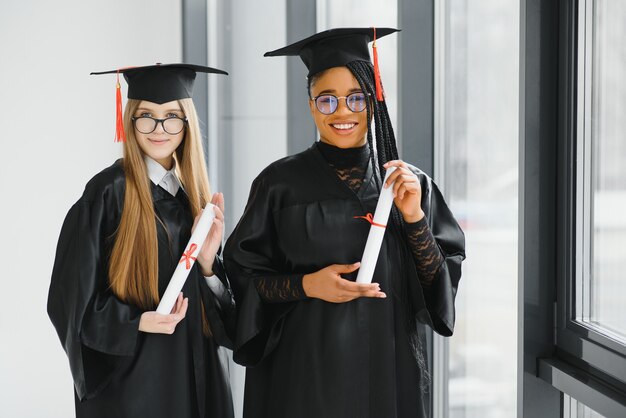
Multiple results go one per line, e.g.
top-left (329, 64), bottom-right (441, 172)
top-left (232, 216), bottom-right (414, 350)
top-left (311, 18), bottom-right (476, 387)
top-left (372, 27), bottom-right (384, 101)
top-left (114, 71), bottom-right (126, 142)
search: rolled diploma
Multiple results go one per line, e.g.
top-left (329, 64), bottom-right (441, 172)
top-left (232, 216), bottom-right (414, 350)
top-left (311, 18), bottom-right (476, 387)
top-left (355, 167), bottom-right (396, 284)
top-left (156, 203), bottom-right (216, 314)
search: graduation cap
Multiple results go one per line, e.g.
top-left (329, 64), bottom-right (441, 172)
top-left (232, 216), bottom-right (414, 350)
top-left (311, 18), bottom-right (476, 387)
top-left (91, 63), bottom-right (228, 142)
top-left (264, 27), bottom-right (399, 101)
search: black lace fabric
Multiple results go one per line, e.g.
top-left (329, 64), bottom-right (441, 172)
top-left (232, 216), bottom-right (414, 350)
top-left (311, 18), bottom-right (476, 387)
top-left (254, 275), bottom-right (307, 303)
top-left (404, 217), bottom-right (444, 289)
top-left (317, 141), bottom-right (369, 193)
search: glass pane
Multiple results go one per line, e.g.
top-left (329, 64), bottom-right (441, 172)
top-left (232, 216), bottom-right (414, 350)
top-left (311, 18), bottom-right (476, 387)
top-left (437, 1), bottom-right (519, 417)
top-left (563, 394), bottom-right (607, 418)
top-left (578, 0), bottom-right (626, 341)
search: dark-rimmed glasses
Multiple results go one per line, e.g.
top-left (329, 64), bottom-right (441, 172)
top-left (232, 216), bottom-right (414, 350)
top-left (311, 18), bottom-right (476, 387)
top-left (131, 115), bottom-right (188, 135)
top-left (311, 92), bottom-right (369, 115)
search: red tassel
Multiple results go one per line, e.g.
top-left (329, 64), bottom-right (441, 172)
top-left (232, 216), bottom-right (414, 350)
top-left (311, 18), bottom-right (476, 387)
top-left (372, 27), bottom-right (384, 101)
top-left (114, 71), bottom-right (126, 142)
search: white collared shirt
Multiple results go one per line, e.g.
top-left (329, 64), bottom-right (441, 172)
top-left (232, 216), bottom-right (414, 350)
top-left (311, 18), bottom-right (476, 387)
top-left (144, 155), bottom-right (229, 307)
top-left (144, 156), bottom-right (184, 197)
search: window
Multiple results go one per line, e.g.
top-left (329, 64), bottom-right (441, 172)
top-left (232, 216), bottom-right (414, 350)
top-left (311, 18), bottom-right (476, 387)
top-left (435, 1), bottom-right (519, 417)
top-left (575, 0), bottom-right (626, 343)
top-left (563, 394), bottom-right (607, 418)
top-left (557, 0), bottom-right (626, 389)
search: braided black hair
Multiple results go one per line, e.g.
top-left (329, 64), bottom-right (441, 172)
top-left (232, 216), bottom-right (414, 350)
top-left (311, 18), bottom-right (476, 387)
top-left (308, 61), bottom-right (430, 389)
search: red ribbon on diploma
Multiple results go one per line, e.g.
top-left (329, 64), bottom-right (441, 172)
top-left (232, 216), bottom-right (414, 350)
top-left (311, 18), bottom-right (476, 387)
top-left (354, 213), bottom-right (387, 228)
top-left (179, 243), bottom-right (198, 269)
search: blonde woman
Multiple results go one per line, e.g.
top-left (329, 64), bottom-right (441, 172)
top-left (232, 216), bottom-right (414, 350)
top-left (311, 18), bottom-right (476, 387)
top-left (48, 64), bottom-right (235, 418)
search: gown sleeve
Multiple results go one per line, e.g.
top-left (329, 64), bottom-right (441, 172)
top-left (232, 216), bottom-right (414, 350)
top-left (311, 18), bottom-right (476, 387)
top-left (47, 187), bottom-right (143, 401)
top-left (198, 254), bottom-right (237, 349)
top-left (203, 255), bottom-right (235, 310)
top-left (224, 174), bottom-right (302, 366)
top-left (408, 172), bottom-right (466, 337)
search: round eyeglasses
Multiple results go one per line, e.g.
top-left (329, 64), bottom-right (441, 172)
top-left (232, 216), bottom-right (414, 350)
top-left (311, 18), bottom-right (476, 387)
top-left (131, 115), bottom-right (188, 135)
top-left (311, 92), bottom-right (369, 115)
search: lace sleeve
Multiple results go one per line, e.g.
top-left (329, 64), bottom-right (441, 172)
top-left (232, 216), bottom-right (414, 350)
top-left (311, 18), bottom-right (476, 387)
top-left (253, 274), bottom-right (308, 303)
top-left (405, 217), bottom-right (445, 289)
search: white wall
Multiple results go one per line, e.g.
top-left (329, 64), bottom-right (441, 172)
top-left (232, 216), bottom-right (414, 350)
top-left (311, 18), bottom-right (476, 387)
top-left (0, 1), bottom-right (182, 417)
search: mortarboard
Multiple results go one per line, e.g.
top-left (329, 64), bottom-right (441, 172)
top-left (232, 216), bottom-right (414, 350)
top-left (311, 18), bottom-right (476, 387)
top-left (91, 63), bottom-right (228, 142)
top-left (264, 27), bottom-right (399, 101)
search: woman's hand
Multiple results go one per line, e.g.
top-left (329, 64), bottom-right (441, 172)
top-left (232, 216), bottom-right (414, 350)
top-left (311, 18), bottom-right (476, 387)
top-left (302, 262), bottom-right (386, 303)
top-left (195, 192), bottom-right (225, 276)
top-left (138, 293), bottom-right (188, 334)
top-left (383, 160), bottom-right (424, 223)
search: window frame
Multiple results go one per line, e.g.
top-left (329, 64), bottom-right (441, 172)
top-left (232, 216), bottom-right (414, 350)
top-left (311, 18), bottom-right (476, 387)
top-left (397, 0), bottom-right (437, 415)
top-left (555, 0), bottom-right (626, 386)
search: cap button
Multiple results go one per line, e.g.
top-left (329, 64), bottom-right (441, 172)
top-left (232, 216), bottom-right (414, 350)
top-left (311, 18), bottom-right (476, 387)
top-left (156, 62), bottom-right (162, 66)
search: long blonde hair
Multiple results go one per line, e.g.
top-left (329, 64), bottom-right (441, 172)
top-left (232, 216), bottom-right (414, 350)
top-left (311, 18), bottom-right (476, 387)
top-left (108, 98), bottom-right (212, 310)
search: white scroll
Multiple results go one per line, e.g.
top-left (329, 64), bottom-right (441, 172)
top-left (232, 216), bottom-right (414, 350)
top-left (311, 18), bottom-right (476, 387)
top-left (355, 167), bottom-right (396, 284)
top-left (156, 204), bottom-right (216, 314)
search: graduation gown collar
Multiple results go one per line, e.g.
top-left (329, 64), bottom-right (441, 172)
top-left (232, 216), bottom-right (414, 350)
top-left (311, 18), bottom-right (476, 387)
top-left (308, 142), bottom-right (376, 200)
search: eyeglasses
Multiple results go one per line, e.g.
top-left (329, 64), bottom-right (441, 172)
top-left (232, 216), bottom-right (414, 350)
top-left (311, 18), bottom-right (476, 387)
top-left (131, 115), bottom-right (188, 135)
top-left (311, 92), bottom-right (369, 115)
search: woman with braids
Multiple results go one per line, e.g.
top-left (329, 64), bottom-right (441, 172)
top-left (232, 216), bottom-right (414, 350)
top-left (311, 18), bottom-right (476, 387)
top-left (48, 64), bottom-right (235, 418)
top-left (225, 28), bottom-right (465, 418)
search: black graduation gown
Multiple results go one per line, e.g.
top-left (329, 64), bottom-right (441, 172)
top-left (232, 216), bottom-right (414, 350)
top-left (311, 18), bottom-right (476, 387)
top-left (47, 160), bottom-right (235, 418)
top-left (224, 144), bottom-right (465, 418)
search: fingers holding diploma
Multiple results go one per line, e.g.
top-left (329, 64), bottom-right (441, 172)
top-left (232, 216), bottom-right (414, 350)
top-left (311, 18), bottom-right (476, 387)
top-left (383, 160), bottom-right (424, 223)
top-left (196, 194), bottom-right (225, 276)
top-left (139, 293), bottom-right (189, 334)
top-left (303, 262), bottom-right (387, 303)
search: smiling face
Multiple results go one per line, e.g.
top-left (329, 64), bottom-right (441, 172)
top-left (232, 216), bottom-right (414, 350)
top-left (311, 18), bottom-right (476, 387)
top-left (133, 100), bottom-right (186, 170)
top-left (308, 66), bottom-right (369, 149)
